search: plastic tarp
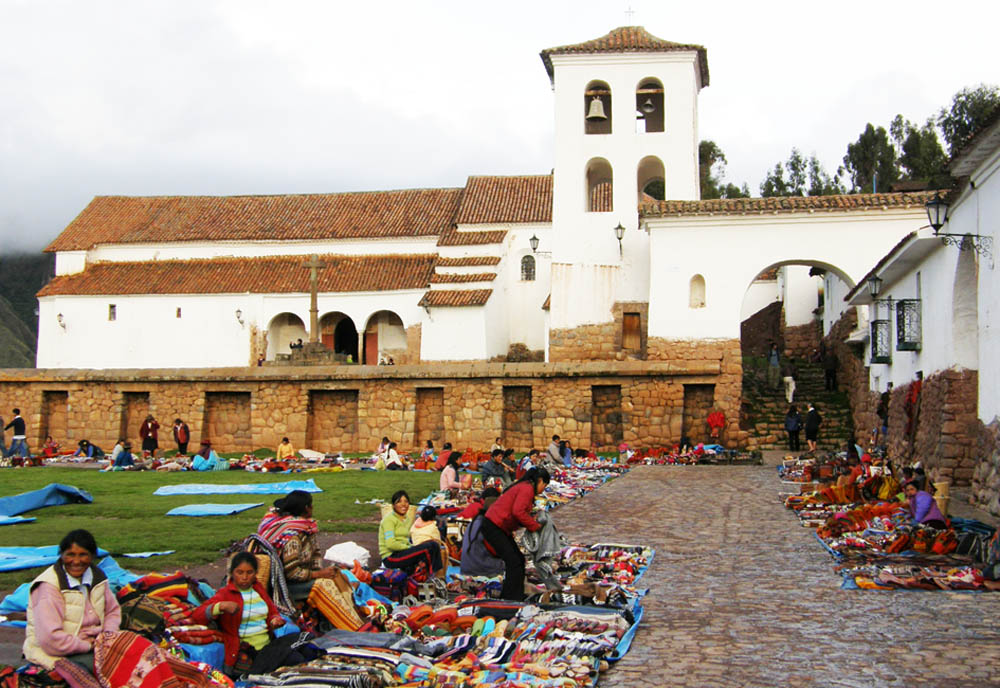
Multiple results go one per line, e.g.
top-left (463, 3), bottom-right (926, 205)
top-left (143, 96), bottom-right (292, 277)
top-left (0, 545), bottom-right (109, 573)
top-left (121, 551), bottom-right (176, 558)
top-left (0, 483), bottom-right (93, 516)
top-left (166, 503), bottom-right (264, 517)
top-left (0, 556), bottom-right (134, 617)
top-left (153, 479), bottom-right (323, 496)
top-left (0, 516), bottom-right (36, 526)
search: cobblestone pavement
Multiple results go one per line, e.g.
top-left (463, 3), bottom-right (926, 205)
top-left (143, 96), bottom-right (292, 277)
top-left (556, 464), bottom-right (1000, 688)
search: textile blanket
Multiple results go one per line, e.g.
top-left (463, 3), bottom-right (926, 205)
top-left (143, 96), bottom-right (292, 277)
top-left (520, 510), bottom-right (566, 591)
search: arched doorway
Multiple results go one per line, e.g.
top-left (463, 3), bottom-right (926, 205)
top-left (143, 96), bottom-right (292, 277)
top-left (266, 312), bottom-right (307, 359)
top-left (363, 310), bottom-right (406, 365)
top-left (319, 312), bottom-right (358, 361)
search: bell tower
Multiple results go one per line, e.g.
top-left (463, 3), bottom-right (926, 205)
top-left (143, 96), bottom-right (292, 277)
top-left (540, 27), bottom-right (709, 343)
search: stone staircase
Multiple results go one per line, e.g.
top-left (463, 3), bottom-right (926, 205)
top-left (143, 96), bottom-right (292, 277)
top-left (741, 357), bottom-right (854, 452)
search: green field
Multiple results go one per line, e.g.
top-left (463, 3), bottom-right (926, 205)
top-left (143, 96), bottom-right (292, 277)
top-left (0, 467), bottom-right (439, 591)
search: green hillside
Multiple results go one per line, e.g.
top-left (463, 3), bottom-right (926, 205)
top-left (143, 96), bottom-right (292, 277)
top-left (0, 252), bottom-right (54, 367)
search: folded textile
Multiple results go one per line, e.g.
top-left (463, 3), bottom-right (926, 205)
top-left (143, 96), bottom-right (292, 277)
top-left (166, 503), bottom-right (264, 516)
top-left (0, 483), bottom-right (94, 516)
top-left (153, 479), bottom-right (323, 496)
top-left (0, 516), bottom-right (36, 526)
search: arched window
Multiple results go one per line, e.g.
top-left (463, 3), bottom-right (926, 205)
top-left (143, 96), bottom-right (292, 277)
top-left (586, 158), bottom-right (613, 212)
top-left (635, 78), bottom-right (664, 133)
top-left (584, 80), bottom-right (612, 135)
top-left (520, 254), bottom-right (536, 281)
top-left (689, 274), bottom-right (706, 308)
top-left (638, 156), bottom-right (665, 202)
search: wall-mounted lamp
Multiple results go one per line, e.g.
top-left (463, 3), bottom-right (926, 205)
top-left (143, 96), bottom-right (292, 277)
top-left (57, 313), bottom-right (65, 329)
top-left (528, 234), bottom-right (551, 256)
top-left (235, 309), bottom-right (244, 325)
top-left (614, 222), bottom-right (626, 257)
top-left (926, 192), bottom-right (992, 261)
top-left (866, 275), bottom-right (883, 299)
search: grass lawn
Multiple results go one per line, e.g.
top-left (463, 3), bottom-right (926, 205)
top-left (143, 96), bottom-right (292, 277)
top-left (0, 467), bottom-right (439, 592)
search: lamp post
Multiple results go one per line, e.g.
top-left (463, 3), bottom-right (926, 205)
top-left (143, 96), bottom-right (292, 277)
top-left (925, 192), bottom-right (993, 261)
top-left (614, 222), bottom-right (625, 257)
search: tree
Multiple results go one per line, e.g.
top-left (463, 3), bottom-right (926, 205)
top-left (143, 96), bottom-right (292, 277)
top-left (698, 140), bottom-right (750, 199)
top-left (890, 114), bottom-right (950, 188)
top-left (842, 124), bottom-right (898, 193)
top-left (937, 84), bottom-right (1000, 156)
top-left (760, 148), bottom-right (843, 197)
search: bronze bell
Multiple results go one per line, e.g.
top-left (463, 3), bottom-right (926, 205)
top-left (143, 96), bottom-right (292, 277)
top-left (586, 97), bottom-right (607, 120)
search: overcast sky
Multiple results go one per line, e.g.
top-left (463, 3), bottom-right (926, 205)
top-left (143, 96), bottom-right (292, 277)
top-left (2, 0), bottom-right (997, 252)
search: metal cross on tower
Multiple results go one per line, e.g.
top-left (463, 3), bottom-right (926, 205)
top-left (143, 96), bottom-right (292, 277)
top-left (625, 5), bottom-right (635, 22)
top-left (301, 253), bottom-right (324, 344)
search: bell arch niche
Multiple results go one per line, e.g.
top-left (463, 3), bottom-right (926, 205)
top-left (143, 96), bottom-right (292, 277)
top-left (584, 80), bottom-right (612, 135)
top-left (586, 158), bottom-right (614, 212)
top-left (638, 155), bottom-right (666, 202)
top-left (319, 311), bottom-right (359, 361)
top-left (363, 310), bottom-right (406, 365)
top-left (636, 78), bottom-right (664, 133)
top-left (265, 312), bottom-right (307, 359)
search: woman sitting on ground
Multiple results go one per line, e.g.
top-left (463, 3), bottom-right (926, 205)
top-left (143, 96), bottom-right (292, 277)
top-left (193, 552), bottom-right (306, 676)
top-left (42, 435), bottom-right (60, 458)
top-left (480, 467), bottom-right (551, 601)
top-left (378, 490), bottom-right (444, 578)
top-left (256, 490), bottom-right (343, 601)
top-left (440, 452), bottom-right (462, 493)
top-left (384, 442), bottom-right (406, 470)
top-left (276, 437), bottom-right (296, 461)
top-left (192, 440), bottom-right (220, 471)
top-left (904, 480), bottom-right (947, 530)
top-left (420, 440), bottom-right (435, 466)
top-left (23, 529), bottom-right (121, 676)
top-left (72, 440), bottom-right (103, 459)
top-left (112, 442), bottom-right (136, 470)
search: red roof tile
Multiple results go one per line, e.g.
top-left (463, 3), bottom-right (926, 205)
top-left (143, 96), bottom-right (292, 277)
top-left (430, 272), bottom-right (496, 284)
top-left (540, 26), bottom-right (709, 86)
top-left (437, 256), bottom-right (501, 267)
top-left (641, 191), bottom-right (938, 217)
top-left (436, 227), bottom-right (508, 247)
top-left (37, 254), bottom-right (436, 297)
top-left (46, 189), bottom-right (463, 252)
top-left (418, 289), bottom-right (492, 308)
top-left (454, 175), bottom-right (553, 224)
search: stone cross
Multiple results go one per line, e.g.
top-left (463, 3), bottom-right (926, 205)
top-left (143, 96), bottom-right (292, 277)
top-left (301, 254), bottom-right (324, 344)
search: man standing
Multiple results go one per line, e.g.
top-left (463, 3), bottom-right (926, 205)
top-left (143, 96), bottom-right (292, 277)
top-left (767, 344), bottom-right (781, 390)
top-left (5, 408), bottom-right (28, 458)
top-left (173, 418), bottom-right (190, 456)
top-left (0, 410), bottom-right (5, 457)
top-left (822, 347), bottom-right (839, 391)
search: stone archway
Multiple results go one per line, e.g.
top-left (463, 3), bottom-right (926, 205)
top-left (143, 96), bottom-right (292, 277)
top-left (265, 312), bottom-right (307, 359)
top-left (319, 312), bottom-right (358, 361)
top-left (363, 310), bottom-right (406, 365)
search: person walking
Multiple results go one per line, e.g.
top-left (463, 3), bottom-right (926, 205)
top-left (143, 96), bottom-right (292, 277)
top-left (0, 410), bottom-right (6, 457)
top-left (766, 343), bottom-right (781, 390)
top-left (139, 414), bottom-right (160, 458)
top-left (784, 405), bottom-right (802, 452)
top-left (172, 418), bottom-right (190, 456)
top-left (781, 360), bottom-right (797, 404)
top-left (822, 347), bottom-right (838, 391)
top-left (804, 403), bottom-right (822, 452)
top-left (5, 408), bottom-right (28, 458)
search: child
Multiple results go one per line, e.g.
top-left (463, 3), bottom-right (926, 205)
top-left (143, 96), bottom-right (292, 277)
top-left (42, 435), bottom-right (59, 458)
top-left (410, 506), bottom-right (448, 569)
top-left (193, 552), bottom-right (299, 676)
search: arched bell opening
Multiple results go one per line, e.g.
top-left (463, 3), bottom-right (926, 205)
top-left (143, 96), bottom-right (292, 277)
top-left (584, 80), bottom-right (612, 135)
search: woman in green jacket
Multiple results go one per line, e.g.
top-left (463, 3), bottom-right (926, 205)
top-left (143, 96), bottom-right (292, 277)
top-left (378, 490), bottom-right (443, 577)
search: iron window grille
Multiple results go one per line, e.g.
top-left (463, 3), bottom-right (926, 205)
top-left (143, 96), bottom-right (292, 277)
top-left (520, 255), bottom-right (536, 281)
top-left (871, 319), bottom-right (892, 364)
top-left (896, 299), bottom-right (922, 351)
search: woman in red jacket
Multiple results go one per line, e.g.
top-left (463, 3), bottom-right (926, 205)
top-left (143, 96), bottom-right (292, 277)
top-left (480, 467), bottom-right (551, 600)
top-left (192, 552), bottom-right (304, 676)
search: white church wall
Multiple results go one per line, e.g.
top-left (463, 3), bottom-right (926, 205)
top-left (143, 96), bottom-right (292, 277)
top-left (740, 280), bottom-right (779, 321)
top-left (821, 271), bottom-right (854, 336)
top-left (54, 251), bottom-right (87, 276)
top-left (785, 266), bottom-right (819, 326)
top-left (550, 263), bottom-right (619, 329)
top-left (506, 226), bottom-right (551, 351)
top-left (647, 211), bottom-right (924, 341)
top-left (969, 150), bottom-right (1000, 421)
top-left (421, 307), bottom-right (489, 361)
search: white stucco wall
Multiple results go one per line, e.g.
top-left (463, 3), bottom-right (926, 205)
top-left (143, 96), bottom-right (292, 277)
top-left (54, 251), bottom-right (87, 276)
top-left (420, 306), bottom-right (490, 361)
top-left (647, 210), bottom-right (925, 341)
top-left (821, 271), bottom-right (855, 336)
top-left (740, 279), bottom-right (779, 321)
top-left (37, 290), bottom-right (427, 369)
top-left (970, 149), bottom-right (1000, 421)
top-left (785, 266), bottom-right (820, 326)
top-left (505, 226), bottom-right (551, 351)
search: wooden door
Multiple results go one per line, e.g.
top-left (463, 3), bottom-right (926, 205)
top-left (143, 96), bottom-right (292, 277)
top-left (364, 331), bottom-right (379, 365)
top-left (622, 313), bottom-right (641, 351)
top-left (321, 333), bottom-right (334, 350)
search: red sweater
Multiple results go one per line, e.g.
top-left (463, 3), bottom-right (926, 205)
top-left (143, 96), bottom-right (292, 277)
top-left (485, 481), bottom-right (541, 535)
top-left (192, 581), bottom-right (283, 667)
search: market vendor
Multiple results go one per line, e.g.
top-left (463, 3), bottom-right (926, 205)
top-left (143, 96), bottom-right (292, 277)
top-left (904, 481), bottom-right (947, 529)
top-left (439, 452), bottom-right (462, 492)
top-left (378, 490), bottom-right (444, 578)
top-left (480, 467), bottom-right (551, 600)
top-left (480, 449), bottom-right (507, 486)
top-left (276, 437), bottom-right (296, 461)
top-left (460, 487), bottom-right (504, 577)
top-left (23, 529), bottom-right (121, 675)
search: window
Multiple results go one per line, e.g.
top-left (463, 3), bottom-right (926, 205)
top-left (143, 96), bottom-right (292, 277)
top-left (108, 304), bottom-right (116, 321)
top-left (520, 255), bottom-right (536, 281)
top-left (622, 313), bottom-right (641, 351)
top-left (689, 274), bottom-right (706, 308)
top-left (176, 307), bottom-right (182, 318)
top-left (870, 319), bottom-right (891, 363)
top-left (896, 299), bottom-right (922, 351)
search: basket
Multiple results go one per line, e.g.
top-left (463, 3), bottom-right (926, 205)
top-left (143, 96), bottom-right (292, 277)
top-left (934, 480), bottom-right (951, 497)
top-left (934, 495), bottom-right (950, 516)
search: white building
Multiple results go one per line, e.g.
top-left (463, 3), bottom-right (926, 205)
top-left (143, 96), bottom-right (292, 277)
top-left (37, 27), bottom-right (933, 370)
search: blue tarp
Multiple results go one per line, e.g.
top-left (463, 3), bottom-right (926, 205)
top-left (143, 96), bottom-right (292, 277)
top-left (0, 516), bottom-right (36, 526)
top-left (121, 550), bottom-right (176, 558)
top-left (0, 556), bottom-right (132, 615)
top-left (153, 479), bottom-right (323, 496)
top-left (167, 503), bottom-right (264, 517)
top-left (0, 483), bottom-right (93, 516)
top-left (0, 545), bottom-right (109, 573)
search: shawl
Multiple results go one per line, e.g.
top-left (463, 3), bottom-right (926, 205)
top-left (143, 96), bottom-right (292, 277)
top-left (256, 511), bottom-right (319, 551)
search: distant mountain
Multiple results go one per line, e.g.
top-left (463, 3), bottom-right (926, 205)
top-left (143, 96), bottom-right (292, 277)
top-left (0, 252), bottom-right (54, 367)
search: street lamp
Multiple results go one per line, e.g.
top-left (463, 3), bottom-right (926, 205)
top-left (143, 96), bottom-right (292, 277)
top-left (529, 234), bottom-right (539, 253)
top-left (614, 222), bottom-right (626, 257)
top-left (925, 193), bottom-right (949, 232)
top-left (925, 192), bottom-right (992, 261)
top-left (866, 275), bottom-right (882, 299)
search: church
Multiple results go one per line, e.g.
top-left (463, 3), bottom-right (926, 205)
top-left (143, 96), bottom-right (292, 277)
top-left (21, 26), bottom-right (944, 457)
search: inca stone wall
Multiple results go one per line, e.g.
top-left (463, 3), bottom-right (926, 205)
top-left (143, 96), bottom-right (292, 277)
top-left (681, 384), bottom-right (716, 445)
top-left (972, 420), bottom-right (1000, 516)
top-left (826, 309), bottom-right (875, 446)
top-left (415, 388), bottom-right (445, 446)
top-left (0, 361), bottom-right (740, 454)
top-left (548, 302), bottom-right (649, 362)
top-left (39, 391), bottom-right (68, 446)
top-left (502, 386), bottom-right (533, 449)
top-left (785, 320), bottom-right (821, 361)
top-left (591, 385), bottom-right (623, 450)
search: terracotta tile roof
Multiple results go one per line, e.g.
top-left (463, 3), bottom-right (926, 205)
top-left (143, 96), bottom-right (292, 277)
top-left (437, 256), bottom-right (501, 267)
top-left (436, 226), bottom-right (508, 247)
top-left (418, 289), bottom-right (492, 308)
top-left (45, 189), bottom-right (464, 252)
top-left (454, 175), bottom-right (553, 224)
top-left (641, 191), bottom-right (938, 217)
top-left (591, 182), bottom-right (613, 212)
top-left (430, 272), bottom-right (496, 284)
top-left (540, 26), bottom-right (709, 86)
top-left (37, 254), bottom-right (437, 297)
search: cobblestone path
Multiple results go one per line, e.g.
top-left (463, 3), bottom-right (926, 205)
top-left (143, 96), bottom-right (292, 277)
top-left (556, 465), bottom-right (1000, 687)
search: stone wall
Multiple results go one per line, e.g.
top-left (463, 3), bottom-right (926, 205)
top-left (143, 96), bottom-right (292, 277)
top-left (0, 361), bottom-right (741, 454)
top-left (591, 385), bottom-right (623, 450)
top-left (548, 302), bottom-right (648, 362)
top-left (972, 420), bottom-right (1000, 516)
top-left (888, 369), bottom-right (979, 485)
top-left (826, 309), bottom-right (873, 446)
top-left (415, 388), bottom-right (445, 446)
top-left (502, 386), bottom-right (533, 449)
top-left (39, 391), bottom-right (68, 447)
top-left (681, 384), bottom-right (715, 445)
top-left (740, 301), bottom-right (783, 358)
top-left (785, 320), bottom-right (821, 361)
